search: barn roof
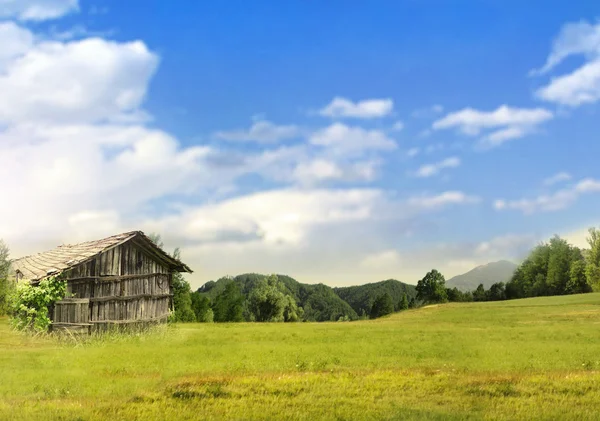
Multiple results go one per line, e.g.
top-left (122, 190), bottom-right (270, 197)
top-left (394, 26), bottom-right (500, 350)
top-left (12, 231), bottom-right (192, 282)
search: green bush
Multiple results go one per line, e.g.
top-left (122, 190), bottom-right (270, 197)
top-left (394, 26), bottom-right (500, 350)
top-left (11, 276), bottom-right (66, 332)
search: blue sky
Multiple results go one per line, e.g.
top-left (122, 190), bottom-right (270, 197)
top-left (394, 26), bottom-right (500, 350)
top-left (2, 0), bottom-right (600, 288)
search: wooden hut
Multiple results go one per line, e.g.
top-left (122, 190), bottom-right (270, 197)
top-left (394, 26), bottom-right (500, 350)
top-left (11, 231), bottom-right (192, 333)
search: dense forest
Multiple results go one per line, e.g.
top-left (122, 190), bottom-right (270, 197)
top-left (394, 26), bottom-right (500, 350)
top-left (190, 273), bottom-right (417, 322)
top-left (1, 227), bottom-right (599, 322)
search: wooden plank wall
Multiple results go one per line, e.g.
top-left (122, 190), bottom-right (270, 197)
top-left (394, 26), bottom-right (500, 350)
top-left (58, 240), bottom-right (173, 332)
top-left (52, 298), bottom-right (91, 334)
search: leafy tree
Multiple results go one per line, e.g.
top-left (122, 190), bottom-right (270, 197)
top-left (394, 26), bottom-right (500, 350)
top-left (212, 282), bottom-right (244, 322)
top-left (416, 269), bottom-right (448, 304)
top-left (334, 279), bottom-right (417, 315)
top-left (446, 287), bottom-right (473, 302)
top-left (0, 240), bottom-right (12, 316)
top-left (546, 236), bottom-right (572, 295)
top-left (169, 248), bottom-right (196, 322)
top-left (191, 292), bottom-right (213, 322)
top-left (283, 294), bottom-right (303, 322)
top-left (472, 284), bottom-right (486, 302)
top-left (400, 292), bottom-right (409, 310)
top-left (586, 228), bottom-right (600, 291)
top-left (506, 234), bottom-right (591, 298)
top-left (370, 293), bottom-right (394, 319)
top-left (247, 274), bottom-right (288, 322)
top-left (567, 259), bottom-right (591, 294)
top-left (486, 282), bottom-right (506, 301)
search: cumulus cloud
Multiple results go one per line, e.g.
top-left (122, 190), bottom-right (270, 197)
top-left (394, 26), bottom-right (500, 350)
top-left (0, 28), bottom-right (158, 125)
top-left (319, 96), bottom-right (394, 119)
top-left (432, 105), bottom-right (553, 148)
top-left (0, 0), bottom-right (78, 21)
top-left (309, 123), bottom-right (397, 156)
top-left (214, 120), bottom-right (300, 144)
top-left (414, 156), bottom-right (460, 178)
top-left (534, 20), bottom-right (600, 106)
top-left (494, 178), bottom-right (600, 214)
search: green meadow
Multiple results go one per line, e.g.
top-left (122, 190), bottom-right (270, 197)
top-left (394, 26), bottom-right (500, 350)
top-left (1, 293), bottom-right (600, 420)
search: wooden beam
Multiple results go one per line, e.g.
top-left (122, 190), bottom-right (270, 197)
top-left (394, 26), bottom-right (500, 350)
top-left (89, 293), bottom-right (172, 302)
top-left (67, 273), bottom-right (169, 284)
top-left (89, 315), bottom-right (168, 324)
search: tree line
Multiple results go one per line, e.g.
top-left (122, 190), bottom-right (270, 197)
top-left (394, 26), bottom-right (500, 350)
top-left (412, 228), bottom-right (600, 306)
top-left (2, 227), bottom-right (599, 321)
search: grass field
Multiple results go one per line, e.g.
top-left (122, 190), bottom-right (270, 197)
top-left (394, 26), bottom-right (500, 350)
top-left (1, 294), bottom-right (600, 420)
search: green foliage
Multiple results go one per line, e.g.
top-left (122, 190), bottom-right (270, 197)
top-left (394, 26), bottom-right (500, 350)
top-left (0, 240), bottom-right (12, 316)
top-left (212, 282), bottom-right (244, 322)
top-left (586, 228), bottom-right (600, 291)
top-left (507, 235), bottom-right (591, 299)
top-left (334, 279), bottom-right (417, 315)
top-left (472, 284), bottom-right (486, 302)
top-left (169, 248), bottom-right (196, 323)
top-left (567, 259), bottom-right (590, 294)
top-left (369, 293), bottom-right (394, 319)
top-left (199, 273), bottom-right (358, 322)
top-left (247, 274), bottom-right (288, 322)
top-left (446, 287), bottom-right (473, 302)
top-left (416, 269), bottom-right (448, 304)
top-left (190, 293), bottom-right (213, 323)
top-left (11, 276), bottom-right (66, 332)
top-left (486, 282), bottom-right (506, 301)
top-left (400, 292), bottom-right (409, 310)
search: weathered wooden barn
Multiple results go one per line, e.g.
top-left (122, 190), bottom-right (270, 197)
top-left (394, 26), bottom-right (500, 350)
top-left (11, 231), bottom-right (192, 333)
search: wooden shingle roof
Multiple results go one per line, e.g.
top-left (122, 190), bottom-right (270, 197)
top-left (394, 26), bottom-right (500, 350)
top-left (12, 231), bottom-right (192, 282)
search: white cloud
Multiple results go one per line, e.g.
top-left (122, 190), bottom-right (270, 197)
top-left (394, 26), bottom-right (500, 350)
top-left (0, 26), bottom-right (158, 125)
top-left (433, 105), bottom-right (553, 148)
top-left (532, 20), bottom-right (600, 75)
top-left (407, 191), bottom-right (479, 209)
top-left (292, 159), bottom-right (378, 185)
top-left (0, 22), bottom-right (34, 65)
top-left (494, 177), bottom-right (600, 214)
top-left (536, 60), bottom-right (600, 106)
top-left (414, 156), bottom-right (460, 178)
top-left (309, 123), bottom-right (397, 156)
top-left (214, 120), bottom-right (300, 144)
top-left (534, 21), bottom-right (600, 106)
top-left (543, 172), bottom-right (572, 186)
top-left (0, 0), bottom-right (78, 21)
top-left (319, 96), bottom-right (394, 119)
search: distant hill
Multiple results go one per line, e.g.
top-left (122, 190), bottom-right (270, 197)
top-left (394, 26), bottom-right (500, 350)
top-left (334, 280), bottom-right (417, 317)
top-left (198, 273), bottom-right (359, 321)
top-left (446, 260), bottom-right (518, 291)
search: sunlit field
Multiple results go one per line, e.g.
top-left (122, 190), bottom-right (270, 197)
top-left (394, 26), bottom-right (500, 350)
top-left (1, 294), bottom-right (600, 420)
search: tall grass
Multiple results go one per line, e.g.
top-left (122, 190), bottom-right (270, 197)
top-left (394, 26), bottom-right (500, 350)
top-left (1, 293), bottom-right (600, 420)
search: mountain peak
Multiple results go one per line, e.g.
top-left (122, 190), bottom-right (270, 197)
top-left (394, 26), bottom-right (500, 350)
top-left (447, 260), bottom-right (518, 291)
